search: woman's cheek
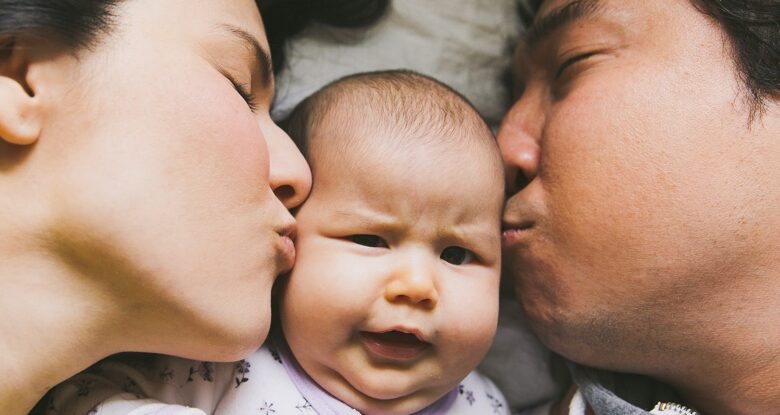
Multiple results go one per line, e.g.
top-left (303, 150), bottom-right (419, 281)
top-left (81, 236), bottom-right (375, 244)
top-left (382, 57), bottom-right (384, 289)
top-left (180, 79), bottom-right (271, 189)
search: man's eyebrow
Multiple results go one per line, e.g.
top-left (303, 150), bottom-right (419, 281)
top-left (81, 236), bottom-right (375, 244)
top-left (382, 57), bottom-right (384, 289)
top-left (525, 0), bottom-right (604, 50)
top-left (218, 23), bottom-right (273, 87)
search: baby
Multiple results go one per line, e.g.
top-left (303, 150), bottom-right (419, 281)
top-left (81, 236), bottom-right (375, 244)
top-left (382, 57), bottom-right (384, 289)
top-left (47, 70), bottom-right (508, 415)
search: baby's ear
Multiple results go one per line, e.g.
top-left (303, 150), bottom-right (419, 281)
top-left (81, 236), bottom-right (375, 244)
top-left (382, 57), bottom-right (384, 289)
top-left (0, 37), bottom-right (43, 146)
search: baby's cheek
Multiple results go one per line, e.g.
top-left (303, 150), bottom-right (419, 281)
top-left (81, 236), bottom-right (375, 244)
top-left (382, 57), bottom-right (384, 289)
top-left (443, 276), bottom-right (499, 349)
top-left (437, 290), bottom-right (497, 380)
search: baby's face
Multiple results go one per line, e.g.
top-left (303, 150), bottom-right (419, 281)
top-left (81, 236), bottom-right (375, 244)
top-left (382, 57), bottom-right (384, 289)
top-left (281, 132), bottom-right (504, 414)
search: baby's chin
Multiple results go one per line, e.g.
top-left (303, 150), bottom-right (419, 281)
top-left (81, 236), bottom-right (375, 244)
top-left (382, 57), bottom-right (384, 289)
top-left (332, 372), bottom-right (454, 415)
top-left (347, 391), bottom-right (441, 415)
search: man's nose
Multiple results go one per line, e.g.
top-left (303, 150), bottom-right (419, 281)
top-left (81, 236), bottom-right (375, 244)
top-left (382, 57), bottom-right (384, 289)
top-left (266, 123), bottom-right (312, 209)
top-left (497, 97), bottom-right (542, 196)
top-left (384, 260), bottom-right (439, 310)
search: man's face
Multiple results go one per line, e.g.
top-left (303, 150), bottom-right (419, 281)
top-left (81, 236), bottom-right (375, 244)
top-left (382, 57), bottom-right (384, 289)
top-left (499, 0), bottom-right (779, 368)
top-left (282, 129), bottom-right (503, 414)
top-left (40, 0), bottom-right (311, 359)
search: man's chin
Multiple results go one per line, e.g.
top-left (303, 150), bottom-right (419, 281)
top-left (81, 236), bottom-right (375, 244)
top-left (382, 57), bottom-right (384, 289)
top-left (512, 278), bottom-right (583, 356)
top-left (519, 300), bottom-right (637, 371)
top-left (517, 294), bottom-right (564, 345)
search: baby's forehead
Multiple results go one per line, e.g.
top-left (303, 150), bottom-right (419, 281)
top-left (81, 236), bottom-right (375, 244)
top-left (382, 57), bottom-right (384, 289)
top-left (311, 73), bottom-right (488, 135)
top-left (309, 108), bottom-right (497, 171)
top-left (307, 130), bottom-right (504, 221)
top-left (308, 81), bottom-right (494, 153)
top-left (286, 71), bottom-right (503, 187)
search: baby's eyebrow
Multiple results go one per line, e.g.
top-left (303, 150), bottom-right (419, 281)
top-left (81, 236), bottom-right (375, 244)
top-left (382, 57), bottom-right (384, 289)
top-left (332, 209), bottom-right (400, 229)
top-left (525, 0), bottom-right (604, 51)
top-left (442, 225), bottom-right (499, 248)
top-left (216, 23), bottom-right (273, 88)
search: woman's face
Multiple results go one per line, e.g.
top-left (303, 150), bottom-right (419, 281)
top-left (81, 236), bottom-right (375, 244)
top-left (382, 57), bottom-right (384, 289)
top-left (41, 0), bottom-right (310, 359)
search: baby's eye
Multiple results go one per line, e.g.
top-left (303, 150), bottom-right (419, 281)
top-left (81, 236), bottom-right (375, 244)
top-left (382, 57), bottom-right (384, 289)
top-left (440, 246), bottom-right (474, 265)
top-left (349, 234), bottom-right (388, 248)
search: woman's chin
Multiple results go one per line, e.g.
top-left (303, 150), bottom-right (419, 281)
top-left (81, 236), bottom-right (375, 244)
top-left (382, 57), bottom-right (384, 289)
top-left (186, 301), bottom-right (271, 362)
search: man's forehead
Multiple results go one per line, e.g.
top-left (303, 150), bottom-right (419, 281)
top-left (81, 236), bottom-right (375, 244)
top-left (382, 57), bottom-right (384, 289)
top-left (525, 0), bottom-right (605, 49)
top-left (535, 0), bottom-right (602, 18)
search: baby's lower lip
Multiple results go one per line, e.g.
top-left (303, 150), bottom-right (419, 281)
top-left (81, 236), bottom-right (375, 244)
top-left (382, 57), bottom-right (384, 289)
top-left (359, 331), bottom-right (430, 361)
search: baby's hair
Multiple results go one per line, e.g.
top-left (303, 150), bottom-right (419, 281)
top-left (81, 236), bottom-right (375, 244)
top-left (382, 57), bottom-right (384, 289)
top-left (285, 70), bottom-right (499, 170)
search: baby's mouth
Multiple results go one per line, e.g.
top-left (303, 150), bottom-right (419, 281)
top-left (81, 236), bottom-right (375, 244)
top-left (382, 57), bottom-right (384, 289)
top-left (359, 330), bottom-right (431, 361)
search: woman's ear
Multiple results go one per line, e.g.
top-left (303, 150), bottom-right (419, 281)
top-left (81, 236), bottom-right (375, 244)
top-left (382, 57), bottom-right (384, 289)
top-left (0, 37), bottom-right (43, 146)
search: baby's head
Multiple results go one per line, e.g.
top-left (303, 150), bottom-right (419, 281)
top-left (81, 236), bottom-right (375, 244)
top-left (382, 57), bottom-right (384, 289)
top-left (281, 70), bottom-right (504, 414)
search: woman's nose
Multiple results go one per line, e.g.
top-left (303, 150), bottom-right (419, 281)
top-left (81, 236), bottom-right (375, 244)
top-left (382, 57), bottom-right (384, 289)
top-left (497, 98), bottom-right (541, 196)
top-left (266, 123), bottom-right (312, 209)
top-left (384, 262), bottom-right (439, 310)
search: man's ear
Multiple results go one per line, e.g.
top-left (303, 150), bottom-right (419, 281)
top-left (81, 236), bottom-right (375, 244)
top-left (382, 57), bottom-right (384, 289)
top-left (0, 37), bottom-right (43, 146)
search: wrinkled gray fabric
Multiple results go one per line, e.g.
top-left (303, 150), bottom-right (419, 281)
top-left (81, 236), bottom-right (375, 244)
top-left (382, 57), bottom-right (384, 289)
top-left (568, 363), bottom-right (683, 415)
top-left (272, 0), bottom-right (524, 127)
top-left (479, 299), bottom-right (569, 410)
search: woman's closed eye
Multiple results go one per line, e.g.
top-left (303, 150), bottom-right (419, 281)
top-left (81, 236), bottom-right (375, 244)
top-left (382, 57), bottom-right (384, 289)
top-left (440, 246), bottom-right (474, 265)
top-left (230, 79), bottom-right (259, 112)
top-left (349, 234), bottom-right (388, 248)
top-left (221, 71), bottom-right (259, 112)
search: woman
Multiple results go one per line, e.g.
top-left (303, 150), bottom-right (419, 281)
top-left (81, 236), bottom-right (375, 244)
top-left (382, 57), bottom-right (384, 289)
top-left (0, 1), bottom-right (386, 413)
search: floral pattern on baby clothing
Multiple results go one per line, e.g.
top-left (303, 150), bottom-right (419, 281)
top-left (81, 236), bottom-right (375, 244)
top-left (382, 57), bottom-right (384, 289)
top-left (45, 345), bottom-right (510, 414)
top-left (234, 359), bottom-right (251, 388)
top-left (216, 343), bottom-right (510, 415)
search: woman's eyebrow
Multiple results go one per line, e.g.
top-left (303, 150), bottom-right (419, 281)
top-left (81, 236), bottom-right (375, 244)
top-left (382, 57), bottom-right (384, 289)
top-left (217, 23), bottom-right (273, 87)
top-left (525, 0), bottom-right (604, 51)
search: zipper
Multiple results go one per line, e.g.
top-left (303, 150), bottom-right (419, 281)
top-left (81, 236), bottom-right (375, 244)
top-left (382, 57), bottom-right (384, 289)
top-left (650, 402), bottom-right (700, 415)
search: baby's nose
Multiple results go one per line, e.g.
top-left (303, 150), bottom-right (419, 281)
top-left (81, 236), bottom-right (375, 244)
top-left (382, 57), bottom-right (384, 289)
top-left (384, 265), bottom-right (439, 310)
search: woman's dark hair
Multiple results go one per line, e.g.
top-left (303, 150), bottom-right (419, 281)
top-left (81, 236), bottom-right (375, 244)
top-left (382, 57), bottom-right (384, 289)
top-left (521, 0), bottom-right (779, 117)
top-left (0, 0), bottom-right (121, 51)
top-left (260, 0), bottom-right (390, 73)
top-left (0, 0), bottom-right (389, 73)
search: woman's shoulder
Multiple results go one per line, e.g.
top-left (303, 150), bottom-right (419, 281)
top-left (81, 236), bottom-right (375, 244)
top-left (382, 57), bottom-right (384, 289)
top-left (40, 352), bottom-right (238, 414)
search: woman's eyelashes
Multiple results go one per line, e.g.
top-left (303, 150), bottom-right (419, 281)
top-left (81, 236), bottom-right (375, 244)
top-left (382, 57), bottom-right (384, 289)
top-left (440, 246), bottom-right (474, 266)
top-left (231, 80), bottom-right (259, 112)
top-left (222, 71), bottom-right (259, 112)
top-left (349, 234), bottom-right (388, 248)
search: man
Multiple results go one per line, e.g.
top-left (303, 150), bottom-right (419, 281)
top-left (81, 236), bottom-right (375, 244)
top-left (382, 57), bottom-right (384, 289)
top-left (498, 1), bottom-right (779, 414)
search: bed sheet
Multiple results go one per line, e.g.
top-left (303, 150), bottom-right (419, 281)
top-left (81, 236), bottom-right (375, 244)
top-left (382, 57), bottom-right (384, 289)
top-left (274, 0), bottom-right (523, 127)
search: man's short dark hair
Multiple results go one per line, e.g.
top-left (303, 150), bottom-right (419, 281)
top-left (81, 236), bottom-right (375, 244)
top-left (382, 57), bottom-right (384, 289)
top-left (691, 0), bottom-right (779, 116)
